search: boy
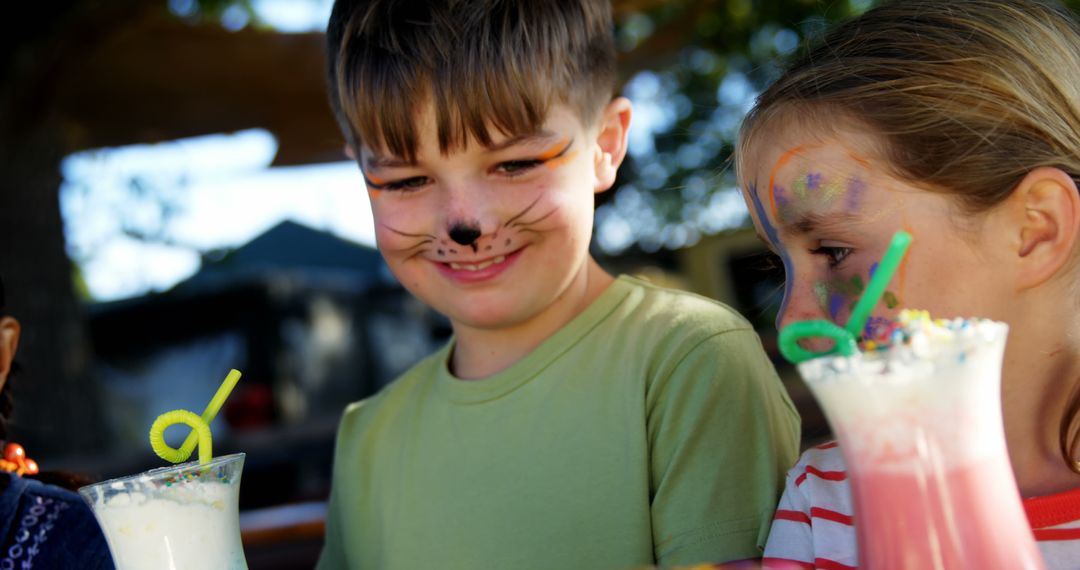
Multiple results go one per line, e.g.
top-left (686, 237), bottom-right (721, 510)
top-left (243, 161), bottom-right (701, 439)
top-left (318, 1), bottom-right (800, 568)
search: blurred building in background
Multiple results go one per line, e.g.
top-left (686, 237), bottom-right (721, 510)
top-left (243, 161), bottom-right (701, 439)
top-left (0, 1), bottom-right (868, 565)
top-left (81, 220), bottom-right (447, 509)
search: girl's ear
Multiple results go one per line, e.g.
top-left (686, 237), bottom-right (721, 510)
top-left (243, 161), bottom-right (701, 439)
top-left (1008, 166), bottom-right (1080, 290)
top-left (593, 97), bottom-right (632, 194)
top-left (0, 317), bottom-right (20, 392)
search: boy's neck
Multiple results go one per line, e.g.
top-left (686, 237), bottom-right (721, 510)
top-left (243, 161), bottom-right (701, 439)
top-left (448, 259), bottom-right (614, 380)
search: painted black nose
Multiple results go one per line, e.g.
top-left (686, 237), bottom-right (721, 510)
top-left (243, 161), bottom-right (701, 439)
top-left (449, 225), bottom-right (481, 246)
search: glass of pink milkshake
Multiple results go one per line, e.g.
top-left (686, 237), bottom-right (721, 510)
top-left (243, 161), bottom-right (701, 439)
top-left (797, 312), bottom-right (1043, 569)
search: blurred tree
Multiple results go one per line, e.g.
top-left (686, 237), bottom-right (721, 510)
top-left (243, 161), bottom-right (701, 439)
top-left (599, 0), bottom-right (873, 254)
top-left (8, 0), bottom-right (1080, 461)
top-left (0, 0), bottom-right (263, 458)
top-left (0, 0), bottom-right (124, 458)
top-left (599, 0), bottom-right (1080, 255)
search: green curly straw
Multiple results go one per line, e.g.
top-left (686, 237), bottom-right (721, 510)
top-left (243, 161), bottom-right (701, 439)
top-left (148, 369), bottom-right (242, 465)
top-left (779, 231), bottom-right (913, 364)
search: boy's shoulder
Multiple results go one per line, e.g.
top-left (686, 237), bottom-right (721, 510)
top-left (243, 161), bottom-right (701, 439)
top-left (340, 342), bottom-right (449, 426)
top-left (615, 274), bottom-right (755, 336)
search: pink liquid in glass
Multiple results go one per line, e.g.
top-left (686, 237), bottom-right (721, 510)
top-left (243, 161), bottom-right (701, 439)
top-left (799, 318), bottom-right (1044, 569)
top-left (848, 452), bottom-right (1042, 568)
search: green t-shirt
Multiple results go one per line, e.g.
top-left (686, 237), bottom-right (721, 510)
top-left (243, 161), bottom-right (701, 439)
top-left (317, 275), bottom-right (800, 570)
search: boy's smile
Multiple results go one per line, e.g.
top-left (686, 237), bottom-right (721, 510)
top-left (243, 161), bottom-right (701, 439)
top-left (357, 100), bottom-right (629, 368)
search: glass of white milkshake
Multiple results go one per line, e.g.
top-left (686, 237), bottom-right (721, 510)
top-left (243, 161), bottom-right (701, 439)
top-left (79, 452), bottom-right (248, 570)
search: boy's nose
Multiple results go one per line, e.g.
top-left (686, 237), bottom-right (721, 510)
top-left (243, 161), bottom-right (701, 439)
top-left (448, 224), bottom-right (481, 246)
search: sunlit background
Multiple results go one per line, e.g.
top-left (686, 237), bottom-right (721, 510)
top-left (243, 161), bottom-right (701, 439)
top-left (3, 0), bottom-right (910, 566)
top-left (59, 0), bottom-right (771, 303)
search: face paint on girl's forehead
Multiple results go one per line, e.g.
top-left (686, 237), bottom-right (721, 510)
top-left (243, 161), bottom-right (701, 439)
top-left (748, 182), bottom-right (794, 330)
top-left (776, 170), bottom-right (865, 223)
top-left (845, 175), bottom-right (866, 210)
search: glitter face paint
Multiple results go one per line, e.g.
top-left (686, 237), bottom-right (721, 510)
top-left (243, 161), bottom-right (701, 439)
top-left (774, 170), bottom-right (867, 224)
top-left (813, 262), bottom-right (903, 325)
top-left (746, 130), bottom-right (1013, 356)
top-left (748, 182), bottom-right (794, 330)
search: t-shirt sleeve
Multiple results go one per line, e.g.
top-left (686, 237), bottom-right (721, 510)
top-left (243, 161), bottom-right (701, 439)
top-left (648, 327), bottom-right (801, 565)
top-left (762, 455), bottom-right (816, 568)
top-left (315, 486), bottom-right (347, 570)
top-left (316, 402), bottom-right (365, 570)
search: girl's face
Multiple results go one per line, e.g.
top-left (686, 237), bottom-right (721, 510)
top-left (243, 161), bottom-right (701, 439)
top-left (740, 126), bottom-right (1013, 344)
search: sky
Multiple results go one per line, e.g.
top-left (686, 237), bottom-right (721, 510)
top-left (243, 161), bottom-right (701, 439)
top-left (60, 129), bottom-right (376, 301)
top-left (60, 0), bottom-right (746, 303)
top-left (63, 0), bottom-right (361, 303)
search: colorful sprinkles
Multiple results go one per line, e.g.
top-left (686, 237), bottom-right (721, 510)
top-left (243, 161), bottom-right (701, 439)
top-left (160, 467), bottom-right (231, 488)
top-left (859, 309), bottom-right (983, 354)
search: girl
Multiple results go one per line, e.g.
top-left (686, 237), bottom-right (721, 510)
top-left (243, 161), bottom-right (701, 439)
top-left (736, 0), bottom-right (1080, 568)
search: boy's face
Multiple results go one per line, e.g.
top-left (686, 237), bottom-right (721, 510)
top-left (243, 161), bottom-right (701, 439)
top-left (358, 100), bottom-right (629, 332)
top-left (740, 125), bottom-right (1012, 347)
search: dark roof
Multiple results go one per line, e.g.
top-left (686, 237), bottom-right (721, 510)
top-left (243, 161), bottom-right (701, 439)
top-left (176, 220), bottom-right (392, 293)
top-left (87, 220), bottom-right (398, 353)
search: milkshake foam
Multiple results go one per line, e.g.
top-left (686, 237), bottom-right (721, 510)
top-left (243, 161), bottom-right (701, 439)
top-left (81, 452), bottom-right (248, 570)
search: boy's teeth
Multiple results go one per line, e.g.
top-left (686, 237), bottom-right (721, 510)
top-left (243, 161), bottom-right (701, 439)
top-left (449, 255), bottom-right (506, 272)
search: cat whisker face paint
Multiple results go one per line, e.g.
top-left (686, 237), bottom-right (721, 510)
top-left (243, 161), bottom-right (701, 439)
top-left (359, 101), bottom-right (611, 331)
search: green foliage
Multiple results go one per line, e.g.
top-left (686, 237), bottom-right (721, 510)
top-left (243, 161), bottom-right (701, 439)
top-left (599, 0), bottom-right (872, 253)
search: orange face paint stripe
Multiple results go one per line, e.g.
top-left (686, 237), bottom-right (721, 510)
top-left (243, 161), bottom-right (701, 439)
top-left (544, 150), bottom-right (578, 170)
top-left (363, 171), bottom-right (387, 199)
top-left (537, 138), bottom-right (571, 161)
top-left (847, 152), bottom-right (872, 169)
top-left (767, 144), bottom-right (815, 218)
top-left (364, 171), bottom-right (388, 186)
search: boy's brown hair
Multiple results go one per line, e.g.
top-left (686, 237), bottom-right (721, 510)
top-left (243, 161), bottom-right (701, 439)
top-left (326, 0), bottom-right (617, 162)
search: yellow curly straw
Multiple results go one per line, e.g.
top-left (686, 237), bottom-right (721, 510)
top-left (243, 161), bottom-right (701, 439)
top-left (148, 369), bottom-right (242, 465)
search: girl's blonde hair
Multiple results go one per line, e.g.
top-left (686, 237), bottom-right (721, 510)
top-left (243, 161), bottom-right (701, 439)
top-left (737, 0), bottom-right (1080, 472)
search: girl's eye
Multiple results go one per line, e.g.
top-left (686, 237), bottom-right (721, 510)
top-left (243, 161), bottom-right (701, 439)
top-left (811, 245), bottom-right (852, 268)
top-left (495, 160), bottom-right (543, 176)
top-left (379, 176), bottom-right (431, 191)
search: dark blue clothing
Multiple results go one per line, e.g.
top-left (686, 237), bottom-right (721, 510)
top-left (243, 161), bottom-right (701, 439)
top-left (0, 473), bottom-right (114, 570)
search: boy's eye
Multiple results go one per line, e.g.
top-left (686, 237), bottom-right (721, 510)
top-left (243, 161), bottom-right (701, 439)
top-left (810, 245), bottom-right (852, 268)
top-left (375, 176), bottom-right (431, 192)
top-left (495, 159), bottom-right (543, 175)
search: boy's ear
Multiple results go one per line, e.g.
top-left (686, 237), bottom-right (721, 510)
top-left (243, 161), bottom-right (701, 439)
top-left (593, 97), bottom-right (632, 194)
top-left (1007, 166), bottom-right (1080, 290)
top-left (0, 317), bottom-right (20, 391)
top-left (343, 143), bottom-right (357, 161)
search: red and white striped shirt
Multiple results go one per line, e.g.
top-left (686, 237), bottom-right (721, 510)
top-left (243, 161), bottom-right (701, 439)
top-left (762, 442), bottom-right (1080, 570)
